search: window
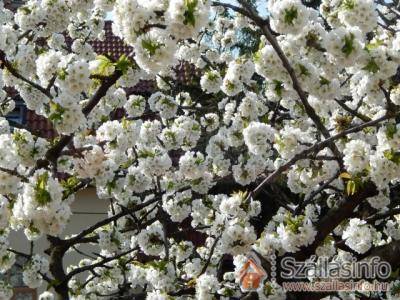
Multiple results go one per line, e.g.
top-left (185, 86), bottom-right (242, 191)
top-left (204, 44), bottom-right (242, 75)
top-left (6, 99), bottom-right (26, 127)
top-left (0, 256), bottom-right (36, 300)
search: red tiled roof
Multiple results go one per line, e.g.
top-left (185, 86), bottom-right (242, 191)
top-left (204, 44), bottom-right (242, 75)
top-left (90, 22), bottom-right (133, 61)
top-left (26, 110), bottom-right (56, 139)
top-left (5, 5), bottom-right (200, 137)
top-left (26, 21), bottom-right (153, 138)
top-left (20, 21), bottom-right (198, 138)
top-left (8, 2), bottom-right (208, 242)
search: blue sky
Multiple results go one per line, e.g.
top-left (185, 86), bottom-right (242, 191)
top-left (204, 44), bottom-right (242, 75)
top-left (106, 1), bottom-right (269, 20)
top-left (220, 0), bottom-right (269, 16)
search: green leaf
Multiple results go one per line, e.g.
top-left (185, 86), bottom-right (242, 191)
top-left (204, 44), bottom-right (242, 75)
top-left (305, 32), bottom-right (325, 51)
top-left (138, 149), bottom-right (156, 158)
top-left (346, 180), bottom-right (357, 196)
top-left (35, 172), bottom-right (52, 206)
top-left (258, 38), bottom-right (266, 51)
top-left (48, 102), bottom-right (65, 123)
top-left (386, 123), bottom-right (397, 139)
top-left (298, 64), bottom-right (310, 76)
top-left (221, 287), bottom-right (235, 297)
top-left (273, 80), bottom-right (284, 97)
top-left (114, 54), bottom-right (131, 74)
top-left (260, 114), bottom-right (269, 124)
top-left (183, 0), bottom-right (198, 27)
top-left (141, 39), bottom-right (162, 56)
top-left (264, 283), bottom-right (275, 296)
top-left (13, 131), bottom-right (28, 144)
top-left (205, 70), bottom-right (219, 81)
top-left (187, 278), bottom-right (197, 287)
top-left (342, 0), bottom-right (355, 9)
top-left (194, 157), bottom-right (204, 165)
top-left (284, 6), bottom-right (298, 25)
top-left (20, 6), bottom-right (32, 15)
top-left (362, 58), bottom-right (380, 73)
top-left (383, 149), bottom-right (400, 164)
top-left (106, 179), bottom-right (117, 195)
top-left (284, 214), bottom-right (305, 234)
top-left (147, 259), bottom-right (168, 271)
top-left (253, 50), bottom-right (262, 64)
top-left (121, 117), bottom-right (131, 130)
top-left (166, 181), bottom-right (174, 190)
top-left (61, 176), bottom-right (80, 199)
top-left (341, 33), bottom-right (355, 57)
top-left (365, 39), bottom-right (384, 52)
top-left (95, 55), bottom-right (114, 76)
top-left (191, 178), bottom-right (202, 185)
top-left (319, 76), bottom-right (330, 85)
top-left (58, 69), bottom-right (67, 80)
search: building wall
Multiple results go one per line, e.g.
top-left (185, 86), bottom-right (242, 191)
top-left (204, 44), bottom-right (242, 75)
top-left (8, 188), bottom-right (108, 295)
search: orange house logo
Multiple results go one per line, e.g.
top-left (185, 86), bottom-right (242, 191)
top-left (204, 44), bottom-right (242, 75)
top-left (239, 255), bottom-right (267, 291)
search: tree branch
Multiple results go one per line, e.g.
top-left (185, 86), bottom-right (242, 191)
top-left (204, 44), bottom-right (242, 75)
top-left (249, 113), bottom-right (394, 200)
top-left (67, 197), bottom-right (159, 245)
top-left (43, 70), bottom-right (123, 165)
top-left (0, 50), bottom-right (52, 99)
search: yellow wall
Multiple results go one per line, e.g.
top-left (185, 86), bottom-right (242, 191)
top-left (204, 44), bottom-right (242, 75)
top-left (8, 188), bottom-right (109, 295)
